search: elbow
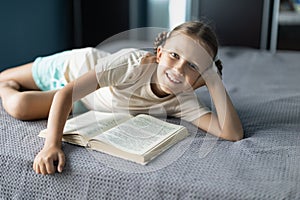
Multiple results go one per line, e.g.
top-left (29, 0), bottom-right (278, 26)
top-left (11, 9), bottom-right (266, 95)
top-left (221, 128), bottom-right (244, 142)
top-left (54, 85), bottom-right (74, 103)
top-left (52, 87), bottom-right (73, 109)
top-left (228, 133), bottom-right (244, 142)
top-left (231, 131), bottom-right (244, 142)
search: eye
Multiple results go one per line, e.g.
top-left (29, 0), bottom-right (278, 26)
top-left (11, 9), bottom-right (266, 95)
top-left (169, 52), bottom-right (180, 59)
top-left (187, 62), bottom-right (198, 71)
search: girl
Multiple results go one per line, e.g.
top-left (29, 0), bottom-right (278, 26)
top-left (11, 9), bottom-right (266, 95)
top-left (0, 21), bottom-right (243, 175)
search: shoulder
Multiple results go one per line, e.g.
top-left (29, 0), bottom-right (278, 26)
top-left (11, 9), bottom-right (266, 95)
top-left (96, 48), bottom-right (150, 71)
top-left (109, 48), bottom-right (149, 61)
top-left (140, 52), bottom-right (157, 65)
top-left (96, 48), bottom-right (156, 86)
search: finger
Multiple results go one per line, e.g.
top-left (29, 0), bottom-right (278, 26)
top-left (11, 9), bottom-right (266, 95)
top-left (40, 163), bottom-right (47, 175)
top-left (36, 164), bottom-right (41, 174)
top-left (191, 74), bottom-right (205, 89)
top-left (33, 162), bottom-right (40, 174)
top-left (57, 152), bottom-right (65, 173)
top-left (33, 158), bottom-right (41, 174)
top-left (45, 159), bottom-right (55, 174)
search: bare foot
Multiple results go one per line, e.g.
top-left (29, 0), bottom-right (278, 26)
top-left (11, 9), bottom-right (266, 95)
top-left (0, 80), bottom-right (20, 91)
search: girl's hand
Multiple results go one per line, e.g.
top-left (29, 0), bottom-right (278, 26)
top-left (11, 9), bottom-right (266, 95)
top-left (33, 145), bottom-right (65, 175)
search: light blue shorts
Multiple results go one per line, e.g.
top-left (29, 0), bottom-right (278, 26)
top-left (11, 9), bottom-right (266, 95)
top-left (32, 50), bottom-right (71, 91)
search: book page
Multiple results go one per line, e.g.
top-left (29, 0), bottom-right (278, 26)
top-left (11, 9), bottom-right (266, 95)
top-left (63, 111), bottom-right (132, 139)
top-left (92, 114), bottom-right (184, 155)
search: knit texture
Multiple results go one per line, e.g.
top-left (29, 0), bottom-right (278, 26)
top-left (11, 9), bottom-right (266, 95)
top-left (1, 47), bottom-right (300, 199)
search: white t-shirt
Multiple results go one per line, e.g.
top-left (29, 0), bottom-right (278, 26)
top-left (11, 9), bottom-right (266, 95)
top-left (65, 47), bottom-right (210, 122)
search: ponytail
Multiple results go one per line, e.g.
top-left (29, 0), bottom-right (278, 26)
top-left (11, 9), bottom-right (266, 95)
top-left (215, 59), bottom-right (223, 76)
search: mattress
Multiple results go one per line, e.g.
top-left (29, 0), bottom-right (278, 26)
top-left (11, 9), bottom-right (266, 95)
top-left (1, 47), bottom-right (300, 199)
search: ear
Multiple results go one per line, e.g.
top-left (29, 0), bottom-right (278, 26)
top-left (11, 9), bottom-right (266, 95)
top-left (156, 46), bottom-right (163, 63)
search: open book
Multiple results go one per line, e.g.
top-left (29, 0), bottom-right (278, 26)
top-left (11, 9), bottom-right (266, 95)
top-left (39, 110), bottom-right (189, 165)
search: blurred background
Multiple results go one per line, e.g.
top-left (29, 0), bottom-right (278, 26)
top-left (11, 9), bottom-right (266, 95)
top-left (0, 0), bottom-right (299, 71)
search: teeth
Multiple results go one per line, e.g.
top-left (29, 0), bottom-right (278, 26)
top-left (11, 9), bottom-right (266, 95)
top-left (167, 72), bottom-right (181, 83)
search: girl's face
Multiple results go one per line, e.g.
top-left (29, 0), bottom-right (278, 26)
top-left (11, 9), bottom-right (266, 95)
top-left (152, 32), bottom-right (213, 97)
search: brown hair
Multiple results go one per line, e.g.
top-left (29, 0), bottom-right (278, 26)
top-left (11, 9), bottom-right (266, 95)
top-left (153, 21), bottom-right (223, 75)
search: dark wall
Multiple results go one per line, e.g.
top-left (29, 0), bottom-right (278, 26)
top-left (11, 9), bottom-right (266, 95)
top-left (0, 0), bottom-right (73, 70)
top-left (0, 0), bottom-right (130, 71)
top-left (198, 0), bottom-right (264, 48)
top-left (75, 0), bottom-right (130, 47)
top-left (278, 25), bottom-right (300, 51)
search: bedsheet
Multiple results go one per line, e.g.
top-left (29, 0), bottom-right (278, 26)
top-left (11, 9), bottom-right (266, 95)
top-left (1, 47), bottom-right (300, 199)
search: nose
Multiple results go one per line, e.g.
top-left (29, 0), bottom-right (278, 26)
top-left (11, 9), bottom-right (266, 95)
top-left (173, 60), bottom-right (185, 75)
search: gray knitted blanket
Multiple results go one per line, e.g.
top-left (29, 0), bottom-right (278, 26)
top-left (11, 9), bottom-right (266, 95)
top-left (1, 47), bottom-right (300, 199)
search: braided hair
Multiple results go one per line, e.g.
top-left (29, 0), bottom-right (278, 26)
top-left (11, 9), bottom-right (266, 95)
top-left (153, 31), bottom-right (169, 55)
top-left (153, 21), bottom-right (223, 76)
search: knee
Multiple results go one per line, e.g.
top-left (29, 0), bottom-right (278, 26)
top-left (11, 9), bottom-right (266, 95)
top-left (0, 70), bottom-right (6, 81)
top-left (4, 93), bottom-right (31, 120)
top-left (0, 68), bottom-right (11, 81)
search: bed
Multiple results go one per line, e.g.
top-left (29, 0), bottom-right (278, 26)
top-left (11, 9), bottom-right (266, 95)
top-left (1, 46), bottom-right (300, 199)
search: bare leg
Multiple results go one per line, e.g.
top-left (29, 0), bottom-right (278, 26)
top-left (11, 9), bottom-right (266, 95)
top-left (0, 63), bottom-right (56, 120)
top-left (0, 62), bottom-right (39, 90)
top-left (0, 82), bottom-right (57, 120)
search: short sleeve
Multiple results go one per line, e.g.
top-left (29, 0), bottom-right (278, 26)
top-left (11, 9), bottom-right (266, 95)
top-left (95, 49), bottom-right (148, 87)
top-left (172, 92), bottom-right (211, 122)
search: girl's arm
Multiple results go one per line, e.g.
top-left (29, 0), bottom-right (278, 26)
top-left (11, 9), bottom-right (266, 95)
top-left (192, 68), bottom-right (243, 141)
top-left (33, 69), bottom-right (99, 175)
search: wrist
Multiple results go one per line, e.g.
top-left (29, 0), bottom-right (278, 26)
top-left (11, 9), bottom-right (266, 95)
top-left (44, 142), bottom-right (61, 148)
top-left (44, 136), bottom-right (62, 149)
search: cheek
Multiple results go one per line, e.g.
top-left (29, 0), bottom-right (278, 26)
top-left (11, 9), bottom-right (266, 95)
top-left (157, 62), bottom-right (170, 74)
top-left (156, 65), bottom-right (167, 84)
top-left (157, 64), bottom-right (165, 74)
top-left (185, 73), bottom-right (202, 86)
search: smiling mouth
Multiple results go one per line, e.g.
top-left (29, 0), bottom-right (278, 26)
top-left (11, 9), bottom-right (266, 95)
top-left (166, 72), bottom-right (182, 84)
